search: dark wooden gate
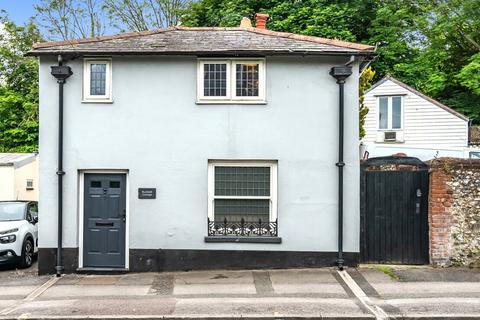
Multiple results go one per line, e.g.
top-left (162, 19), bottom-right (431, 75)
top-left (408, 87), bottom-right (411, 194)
top-left (360, 156), bottom-right (429, 264)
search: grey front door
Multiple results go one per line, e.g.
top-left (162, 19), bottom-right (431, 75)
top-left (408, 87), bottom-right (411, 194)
top-left (83, 174), bottom-right (126, 268)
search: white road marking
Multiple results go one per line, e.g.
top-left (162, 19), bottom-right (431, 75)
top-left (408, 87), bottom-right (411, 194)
top-left (337, 270), bottom-right (389, 320)
top-left (0, 276), bottom-right (59, 316)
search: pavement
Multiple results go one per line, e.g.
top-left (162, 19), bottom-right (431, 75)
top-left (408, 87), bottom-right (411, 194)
top-left (0, 263), bottom-right (479, 319)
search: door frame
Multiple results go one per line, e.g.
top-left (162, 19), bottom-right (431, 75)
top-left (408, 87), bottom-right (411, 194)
top-left (78, 169), bottom-right (130, 269)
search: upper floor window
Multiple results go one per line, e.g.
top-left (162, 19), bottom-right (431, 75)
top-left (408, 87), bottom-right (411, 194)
top-left (197, 59), bottom-right (266, 103)
top-left (83, 59), bottom-right (112, 102)
top-left (378, 96), bottom-right (402, 130)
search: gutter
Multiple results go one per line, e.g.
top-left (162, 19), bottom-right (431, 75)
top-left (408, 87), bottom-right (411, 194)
top-left (26, 50), bottom-right (375, 58)
top-left (329, 61), bottom-right (353, 270)
top-left (50, 55), bottom-right (72, 277)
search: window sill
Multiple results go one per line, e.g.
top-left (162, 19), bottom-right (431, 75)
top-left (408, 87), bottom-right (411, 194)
top-left (82, 99), bottom-right (114, 104)
top-left (204, 236), bottom-right (281, 243)
top-left (196, 100), bottom-right (267, 105)
top-left (375, 141), bottom-right (405, 144)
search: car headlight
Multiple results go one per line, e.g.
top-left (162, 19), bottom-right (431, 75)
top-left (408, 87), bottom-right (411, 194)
top-left (0, 228), bottom-right (19, 235)
top-left (0, 234), bottom-right (16, 244)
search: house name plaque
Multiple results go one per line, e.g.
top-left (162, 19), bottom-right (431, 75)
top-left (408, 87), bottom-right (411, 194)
top-left (138, 188), bottom-right (156, 199)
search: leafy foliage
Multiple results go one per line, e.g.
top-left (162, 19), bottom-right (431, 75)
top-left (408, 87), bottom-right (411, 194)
top-left (359, 67), bottom-right (375, 139)
top-left (182, 0), bottom-right (480, 125)
top-left (0, 17), bottom-right (42, 152)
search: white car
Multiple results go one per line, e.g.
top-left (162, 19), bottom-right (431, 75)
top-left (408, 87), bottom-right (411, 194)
top-left (0, 201), bottom-right (38, 268)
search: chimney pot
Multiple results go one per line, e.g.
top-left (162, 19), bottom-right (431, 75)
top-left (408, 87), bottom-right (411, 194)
top-left (255, 13), bottom-right (269, 29)
top-left (240, 17), bottom-right (252, 28)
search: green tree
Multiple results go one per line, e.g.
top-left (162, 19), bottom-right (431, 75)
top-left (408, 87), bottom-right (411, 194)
top-left (0, 16), bottom-right (42, 152)
top-left (359, 67), bottom-right (375, 139)
top-left (183, 0), bottom-right (480, 123)
top-left (182, 0), bottom-right (378, 41)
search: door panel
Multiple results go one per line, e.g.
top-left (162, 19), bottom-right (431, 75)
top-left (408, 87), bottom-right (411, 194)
top-left (83, 174), bottom-right (126, 268)
top-left (361, 170), bottom-right (429, 264)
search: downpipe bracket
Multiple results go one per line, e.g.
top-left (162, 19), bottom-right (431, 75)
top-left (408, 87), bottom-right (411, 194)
top-left (336, 258), bottom-right (345, 270)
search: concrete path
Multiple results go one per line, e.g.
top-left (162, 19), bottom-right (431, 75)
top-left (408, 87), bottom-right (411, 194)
top-left (0, 266), bottom-right (478, 319)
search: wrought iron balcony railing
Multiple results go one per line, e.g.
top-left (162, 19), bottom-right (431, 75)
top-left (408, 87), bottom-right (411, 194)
top-left (207, 218), bottom-right (278, 237)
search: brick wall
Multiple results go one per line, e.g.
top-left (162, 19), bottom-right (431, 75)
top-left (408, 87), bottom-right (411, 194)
top-left (428, 158), bottom-right (480, 267)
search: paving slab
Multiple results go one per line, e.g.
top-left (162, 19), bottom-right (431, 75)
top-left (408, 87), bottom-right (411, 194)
top-left (369, 281), bottom-right (480, 298)
top-left (117, 273), bottom-right (156, 286)
top-left (39, 285), bottom-right (151, 298)
top-left (5, 298), bottom-right (177, 317)
top-left (393, 267), bottom-right (480, 282)
top-left (173, 270), bottom-right (256, 295)
top-left (172, 297), bottom-right (371, 318)
top-left (270, 269), bottom-right (347, 296)
top-left (386, 297), bottom-right (480, 317)
top-left (0, 300), bottom-right (17, 311)
top-left (77, 276), bottom-right (121, 285)
top-left (0, 286), bottom-right (39, 299)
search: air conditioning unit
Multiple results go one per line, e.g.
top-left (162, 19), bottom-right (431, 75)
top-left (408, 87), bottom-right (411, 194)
top-left (384, 131), bottom-right (397, 142)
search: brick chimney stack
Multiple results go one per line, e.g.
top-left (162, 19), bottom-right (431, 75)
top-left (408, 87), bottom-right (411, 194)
top-left (255, 13), bottom-right (269, 29)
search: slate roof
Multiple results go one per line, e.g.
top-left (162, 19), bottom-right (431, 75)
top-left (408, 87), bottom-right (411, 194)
top-left (0, 153), bottom-right (37, 167)
top-left (29, 27), bottom-right (375, 56)
top-left (366, 75), bottom-right (469, 122)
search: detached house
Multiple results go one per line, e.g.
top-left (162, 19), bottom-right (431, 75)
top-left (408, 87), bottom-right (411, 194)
top-left (30, 15), bottom-right (374, 274)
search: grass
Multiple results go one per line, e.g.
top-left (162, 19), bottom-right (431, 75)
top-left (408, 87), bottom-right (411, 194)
top-left (375, 265), bottom-right (399, 280)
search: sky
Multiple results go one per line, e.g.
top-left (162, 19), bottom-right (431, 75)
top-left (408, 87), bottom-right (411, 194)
top-left (0, 0), bottom-right (40, 25)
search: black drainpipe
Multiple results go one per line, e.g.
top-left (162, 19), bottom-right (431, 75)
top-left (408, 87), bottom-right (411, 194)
top-left (329, 65), bottom-right (352, 270)
top-left (50, 56), bottom-right (73, 277)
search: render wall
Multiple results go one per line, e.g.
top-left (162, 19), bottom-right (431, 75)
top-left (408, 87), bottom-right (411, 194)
top-left (0, 166), bottom-right (14, 200)
top-left (38, 56), bottom-right (360, 256)
top-left (13, 159), bottom-right (38, 201)
top-left (429, 158), bottom-right (480, 267)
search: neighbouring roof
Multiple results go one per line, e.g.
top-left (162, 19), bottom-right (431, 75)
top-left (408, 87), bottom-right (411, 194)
top-left (29, 26), bottom-right (375, 56)
top-left (366, 75), bottom-right (469, 122)
top-left (0, 153), bottom-right (37, 168)
top-left (470, 126), bottom-right (480, 145)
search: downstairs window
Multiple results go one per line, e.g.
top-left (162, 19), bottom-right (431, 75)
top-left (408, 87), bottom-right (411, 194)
top-left (207, 161), bottom-right (277, 237)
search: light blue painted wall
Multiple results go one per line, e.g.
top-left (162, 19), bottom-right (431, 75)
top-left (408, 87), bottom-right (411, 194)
top-left (38, 55), bottom-right (360, 253)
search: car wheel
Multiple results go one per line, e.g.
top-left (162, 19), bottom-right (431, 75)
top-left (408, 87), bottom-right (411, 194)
top-left (19, 238), bottom-right (34, 268)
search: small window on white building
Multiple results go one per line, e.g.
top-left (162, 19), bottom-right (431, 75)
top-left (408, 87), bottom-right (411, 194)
top-left (207, 161), bottom-right (277, 237)
top-left (198, 59), bottom-right (266, 103)
top-left (26, 179), bottom-right (34, 190)
top-left (378, 96), bottom-right (403, 130)
top-left (83, 59), bottom-right (112, 102)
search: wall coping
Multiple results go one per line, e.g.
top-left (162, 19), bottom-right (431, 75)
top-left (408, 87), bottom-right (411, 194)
top-left (427, 157), bottom-right (480, 170)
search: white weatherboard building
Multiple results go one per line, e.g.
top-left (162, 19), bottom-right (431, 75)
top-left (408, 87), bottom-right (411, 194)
top-left (362, 76), bottom-right (472, 160)
top-left (30, 16), bottom-right (374, 274)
